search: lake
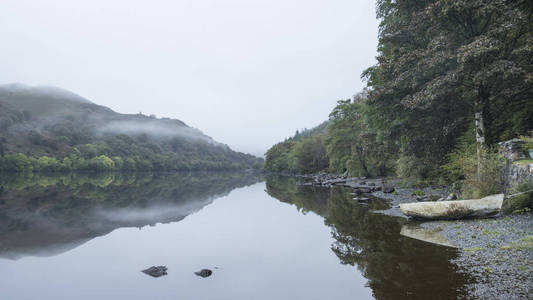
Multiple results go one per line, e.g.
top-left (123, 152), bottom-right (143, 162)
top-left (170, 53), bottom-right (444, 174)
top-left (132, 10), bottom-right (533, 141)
top-left (0, 172), bottom-right (473, 299)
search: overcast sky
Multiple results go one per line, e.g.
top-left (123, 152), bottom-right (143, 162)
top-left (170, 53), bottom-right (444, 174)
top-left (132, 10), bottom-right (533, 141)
top-left (0, 0), bottom-right (379, 156)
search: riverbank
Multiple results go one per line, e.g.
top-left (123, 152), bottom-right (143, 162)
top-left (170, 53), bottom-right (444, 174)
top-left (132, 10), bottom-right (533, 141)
top-left (293, 172), bottom-right (532, 299)
top-left (370, 183), bottom-right (532, 299)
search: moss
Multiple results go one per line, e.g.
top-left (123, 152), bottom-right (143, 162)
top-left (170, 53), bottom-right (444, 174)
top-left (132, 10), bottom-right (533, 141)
top-left (413, 190), bottom-right (425, 196)
top-left (500, 235), bottom-right (533, 251)
top-left (514, 159), bottom-right (533, 165)
top-left (482, 229), bottom-right (501, 237)
top-left (465, 247), bottom-right (485, 252)
top-left (502, 191), bottom-right (533, 215)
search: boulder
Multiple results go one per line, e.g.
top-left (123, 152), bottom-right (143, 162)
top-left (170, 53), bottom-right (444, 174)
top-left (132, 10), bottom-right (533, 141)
top-left (383, 187), bottom-right (395, 193)
top-left (400, 194), bottom-right (504, 220)
top-left (142, 266), bottom-right (168, 278)
top-left (358, 187), bottom-right (373, 193)
top-left (446, 193), bottom-right (458, 201)
top-left (501, 190), bottom-right (533, 214)
top-left (381, 179), bottom-right (395, 193)
top-left (426, 195), bottom-right (442, 202)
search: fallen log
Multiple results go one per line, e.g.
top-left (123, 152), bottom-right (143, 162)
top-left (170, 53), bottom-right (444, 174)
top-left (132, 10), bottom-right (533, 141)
top-left (399, 194), bottom-right (504, 220)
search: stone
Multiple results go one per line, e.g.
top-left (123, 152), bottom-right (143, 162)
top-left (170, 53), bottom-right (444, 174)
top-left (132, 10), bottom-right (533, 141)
top-left (194, 269), bottom-right (213, 278)
top-left (499, 139), bottom-right (527, 162)
top-left (383, 187), bottom-right (395, 193)
top-left (142, 266), bottom-right (168, 278)
top-left (426, 195), bottom-right (442, 202)
top-left (501, 190), bottom-right (533, 214)
top-left (358, 187), bottom-right (373, 193)
top-left (381, 179), bottom-right (395, 193)
top-left (399, 194), bottom-right (504, 220)
top-left (446, 193), bottom-right (457, 201)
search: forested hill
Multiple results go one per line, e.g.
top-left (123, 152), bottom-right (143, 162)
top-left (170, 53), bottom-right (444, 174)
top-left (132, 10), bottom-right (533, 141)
top-left (0, 83), bottom-right (263, 172)
top-left (266, 1), bottom-right (533, 196)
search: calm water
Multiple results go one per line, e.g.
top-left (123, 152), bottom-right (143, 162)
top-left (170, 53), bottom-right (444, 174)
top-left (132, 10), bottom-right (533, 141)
top-left (0, 172), bottom-right (472, 299)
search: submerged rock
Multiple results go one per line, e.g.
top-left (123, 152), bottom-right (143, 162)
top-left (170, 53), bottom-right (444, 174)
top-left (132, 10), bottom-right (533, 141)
top-left (194, 269), bottom-right (213, 278)
top-left (142, 266), bottom-right (168, 278)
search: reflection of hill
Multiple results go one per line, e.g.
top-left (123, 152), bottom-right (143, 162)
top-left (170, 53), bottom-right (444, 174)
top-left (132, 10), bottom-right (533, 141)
top-left (0, 171), bottom-right (262, 260)
top-left (265, 176), bottom-right (473, 300)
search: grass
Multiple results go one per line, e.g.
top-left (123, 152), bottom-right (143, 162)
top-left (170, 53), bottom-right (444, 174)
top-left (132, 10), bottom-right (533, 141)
top-left (482, 229), bottom-right (501, 237)
top-left (514, 159), bottom-right (533, 165)
top-left (465, 247), bottom-right (485, 252)
top-left (500, 235), bottom-right (533, 251)
top-left (413, 190), bottom-right (425, 196)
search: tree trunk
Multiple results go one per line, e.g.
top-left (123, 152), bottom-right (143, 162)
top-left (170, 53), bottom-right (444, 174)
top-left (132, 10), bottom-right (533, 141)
top-left (356, 146), bottom-right (369, 176)
top-left (475, 87), bottom-right (488, 180)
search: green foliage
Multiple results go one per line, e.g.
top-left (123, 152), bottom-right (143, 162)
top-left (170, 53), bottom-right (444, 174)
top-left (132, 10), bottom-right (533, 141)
top-left (267, 0), bottom-right (532, 191)
top-left (520, 132), bottom-right (533, 151)
top-left (265, 134), bottom-right (328, 174)
top-left (510, 180), bottom-right (533, 194)
top-left (444, 142), bottom-right (504, 198)
top-left (0, 85), bottom-right (264, 173)
top-left (265, 141), bottom-right (295, 172)
top-left (287, 136), bottom-right (329, 174)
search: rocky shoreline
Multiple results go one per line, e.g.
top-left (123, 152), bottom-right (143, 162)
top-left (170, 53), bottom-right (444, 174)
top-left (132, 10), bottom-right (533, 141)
top-left (374, 186), bottom-right (532, 299)
top-left (295, 172), bottom-right (532, 300)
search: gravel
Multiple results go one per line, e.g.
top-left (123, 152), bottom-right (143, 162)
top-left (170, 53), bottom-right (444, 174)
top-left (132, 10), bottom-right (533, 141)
top-left (421, 214), bottom-right (532, 300)
top-left (374, 187), bottom-right (533, 300)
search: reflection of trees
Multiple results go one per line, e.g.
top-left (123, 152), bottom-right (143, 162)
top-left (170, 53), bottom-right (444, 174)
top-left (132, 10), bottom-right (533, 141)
top-left (265, 175), bottom-right (330, 217)
top-left (0, 171), bottom-right (262, 259)
top-left (266, 176), bottom-right (473, 300)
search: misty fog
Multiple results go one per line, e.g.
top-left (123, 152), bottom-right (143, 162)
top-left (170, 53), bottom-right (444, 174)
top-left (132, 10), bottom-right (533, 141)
top-left (0, 0), bottom-right (379, 156)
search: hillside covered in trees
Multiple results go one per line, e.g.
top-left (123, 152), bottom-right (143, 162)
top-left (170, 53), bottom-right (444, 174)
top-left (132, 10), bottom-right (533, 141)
top-left (0, 84), bottom-right (263, 172)
top-left (266, 0), bottom-right (533, 193)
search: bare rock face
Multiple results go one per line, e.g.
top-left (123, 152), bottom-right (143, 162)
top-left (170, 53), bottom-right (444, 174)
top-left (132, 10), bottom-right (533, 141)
top-left (400, 194), bottom-right (504, 220)
top-left (499, 139), bottom-right (527, 162)
top-left (142, 266), bottom-right (168, 278)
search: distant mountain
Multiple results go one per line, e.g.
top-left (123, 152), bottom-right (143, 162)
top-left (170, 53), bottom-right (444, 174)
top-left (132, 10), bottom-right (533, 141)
top-left (0, 83), bottom-right (263, 172)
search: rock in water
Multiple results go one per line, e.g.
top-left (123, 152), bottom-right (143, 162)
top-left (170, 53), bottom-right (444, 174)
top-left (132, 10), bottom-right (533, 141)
top-left (383, 187), bottom-right (395, 193)
top-left (194, 269), bottom-right (213, 278)
top-left (142, 266), bottom-right (168, 278)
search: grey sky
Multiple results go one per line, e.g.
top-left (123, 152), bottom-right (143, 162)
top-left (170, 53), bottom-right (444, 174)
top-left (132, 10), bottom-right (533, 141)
top-left (0, 0), bottom-right (379, 156)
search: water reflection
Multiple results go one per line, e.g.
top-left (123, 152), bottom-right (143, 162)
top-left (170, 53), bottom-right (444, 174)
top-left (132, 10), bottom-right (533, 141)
top-left (266, 175), bottom-right (474, 300)
top-left (0, 171), bottom-right (262, 260)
